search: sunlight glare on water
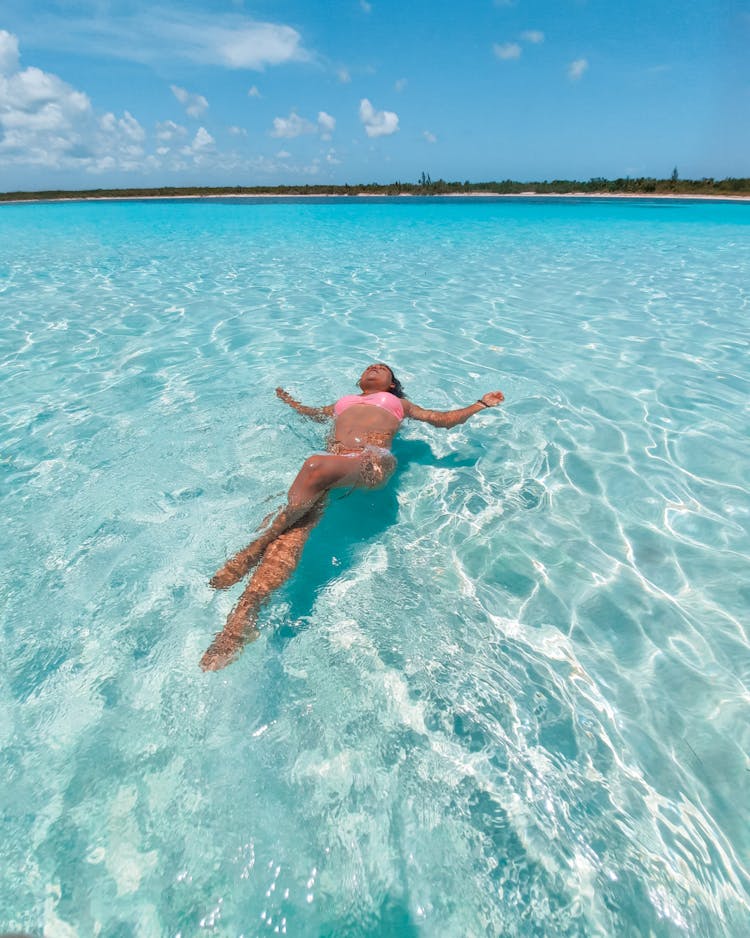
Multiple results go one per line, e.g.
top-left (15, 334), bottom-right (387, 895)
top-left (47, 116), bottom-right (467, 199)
top-left (1, 197), bottom-right (750, 936)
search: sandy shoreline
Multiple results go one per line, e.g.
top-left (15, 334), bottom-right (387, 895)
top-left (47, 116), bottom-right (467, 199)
top-left (2, 191), bottom-right (749, 205)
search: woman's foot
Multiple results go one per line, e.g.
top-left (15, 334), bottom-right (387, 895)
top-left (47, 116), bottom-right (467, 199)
top-left (199, 627), bottom-right (260, 671)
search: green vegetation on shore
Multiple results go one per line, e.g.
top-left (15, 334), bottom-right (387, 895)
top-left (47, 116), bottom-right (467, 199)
top-left (1, 176), bottom-right (749, 203)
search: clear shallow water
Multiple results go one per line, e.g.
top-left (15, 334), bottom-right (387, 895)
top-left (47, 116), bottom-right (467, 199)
top-left (1, 196), bottom-right (749, 936)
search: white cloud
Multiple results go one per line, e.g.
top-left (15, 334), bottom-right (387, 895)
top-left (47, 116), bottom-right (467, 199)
top-left (318, 112), bottom-right (336, 132)
top-left (270, 111), bottom-right (316, 138)
top-left (360, 1), bottom-right (373, 12)
top-left (248, 85), bottom-right (261, 98)
top-left (276, 149), bottom-right (291, 159)
top-left (215, 22), bottom-right (309, 69)
top-left (0, 40), bottom-right (108, 170)
top-left (0, 30), bottom-right (231, 178)
top-left (89, 111), bottom-right (150, 173)
top-left (326, 149), bottom-right (341, 165)
top-left (493, 42), bottom-right (521, 60)
top-left (423, 130), bottom-right (437, 144)
top-left (1, 66), bottom-right (90, 115)
top-left (19, 14), bottom-right (312, 73)
top-left (155, 119), bottom-right (187, 142)
top-left (192, 127), bottom-right (214, 149)
top-left (337, 67), bottom-right (351, 84)
top-left (228, 125), bottom-right (247, 137)
top-left (359, 98), bottom-right (399, 138)
top-left (175, 127), bottom-right (216, 164)
top-left (394, 78), bottom-right (407, 93)
top-left (100, 111), bottom-right (145, 143)
top-left (521, 30), bottom-right (544, 44)
top-left (270, 111), bottom-right (335, 139)
top-left (0, 30), bottom-right (345, 184)
top-left (318, 110), bottom-right (336, 139)
top-left (568, 58), bottom-right (588, 81)
top-left (171, 84), bottom-right (208, 118)
top-left (0, 29), bottom-right (20, 74)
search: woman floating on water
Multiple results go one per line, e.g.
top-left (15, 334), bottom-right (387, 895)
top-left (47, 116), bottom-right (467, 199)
top-left (200, 363), bottom-right (504, 670)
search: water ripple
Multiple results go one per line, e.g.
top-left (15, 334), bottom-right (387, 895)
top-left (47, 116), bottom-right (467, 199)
top-left (1, 198), bottom-right (749, 936)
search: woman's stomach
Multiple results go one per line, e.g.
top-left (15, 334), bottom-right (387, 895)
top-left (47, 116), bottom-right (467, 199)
top-left (329, 407), bottom-right (399, 451)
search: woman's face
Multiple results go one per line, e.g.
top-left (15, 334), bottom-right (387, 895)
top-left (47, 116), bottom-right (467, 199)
top-left (359, 363), bottom-right (394, 392)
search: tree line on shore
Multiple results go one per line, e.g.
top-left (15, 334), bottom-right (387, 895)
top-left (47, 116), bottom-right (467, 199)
top-left (1, 176), bottom-right (748, 202)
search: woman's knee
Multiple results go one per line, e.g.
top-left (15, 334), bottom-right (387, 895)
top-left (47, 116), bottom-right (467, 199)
top-left (303, 455), bottom-right (355, 491)
top-left (288, 457), bottom-right (328, 505)
top-left (300, 456), bottom-right (327, 488)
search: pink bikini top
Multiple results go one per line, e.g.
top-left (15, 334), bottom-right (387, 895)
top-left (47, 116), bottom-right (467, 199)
top-left (333, 391), bottom-right (404, 422)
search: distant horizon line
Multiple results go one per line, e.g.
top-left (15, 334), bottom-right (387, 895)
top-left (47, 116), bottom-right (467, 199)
top-left (2, 176), bottom-right (749, 204)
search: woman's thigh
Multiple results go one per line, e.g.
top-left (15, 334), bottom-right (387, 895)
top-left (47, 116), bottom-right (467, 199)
top-left (287, 453), bottom-right (362, 504)
top-left (315, 453), bottom-right (365, 489)
top-left (288, 450), bottom-right (395, 504)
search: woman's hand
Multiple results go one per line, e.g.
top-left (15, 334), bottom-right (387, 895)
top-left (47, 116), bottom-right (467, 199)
top-left (276, 387), bottom-right (294, 404)
top-left (479, 391), bottom-right (505, 407)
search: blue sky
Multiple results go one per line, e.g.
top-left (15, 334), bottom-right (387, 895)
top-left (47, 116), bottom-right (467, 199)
top-left (0, 0), bottom-right (747, 191)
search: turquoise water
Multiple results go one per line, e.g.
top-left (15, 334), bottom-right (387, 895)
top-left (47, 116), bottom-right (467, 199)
top-left (1, 196), bottom-right (749, 936)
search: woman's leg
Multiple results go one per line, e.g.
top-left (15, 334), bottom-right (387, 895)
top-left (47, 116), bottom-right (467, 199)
top-left (200, 500), bottom-right (326, 671)
top-left (210, 453), bottom-right (365, 589)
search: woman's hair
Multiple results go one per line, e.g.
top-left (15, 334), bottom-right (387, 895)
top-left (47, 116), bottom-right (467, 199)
top-left (382, 363), bottom-right (405, 398)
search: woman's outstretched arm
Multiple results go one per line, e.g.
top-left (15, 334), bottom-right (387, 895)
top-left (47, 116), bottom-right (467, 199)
top-left (276, 387), bottom-right (334, 423)
top-left (403, 390), bottom-right (504, 428)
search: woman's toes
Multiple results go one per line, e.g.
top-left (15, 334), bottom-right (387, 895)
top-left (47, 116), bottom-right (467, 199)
top-left (209, 557), bottom-right (246, 589)
top-left (209, 567), bottom-right (237, 589)
top-left (200, 632), bottom-right (241, 670)
top-left (199, 628), bottom-right (260, 671)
